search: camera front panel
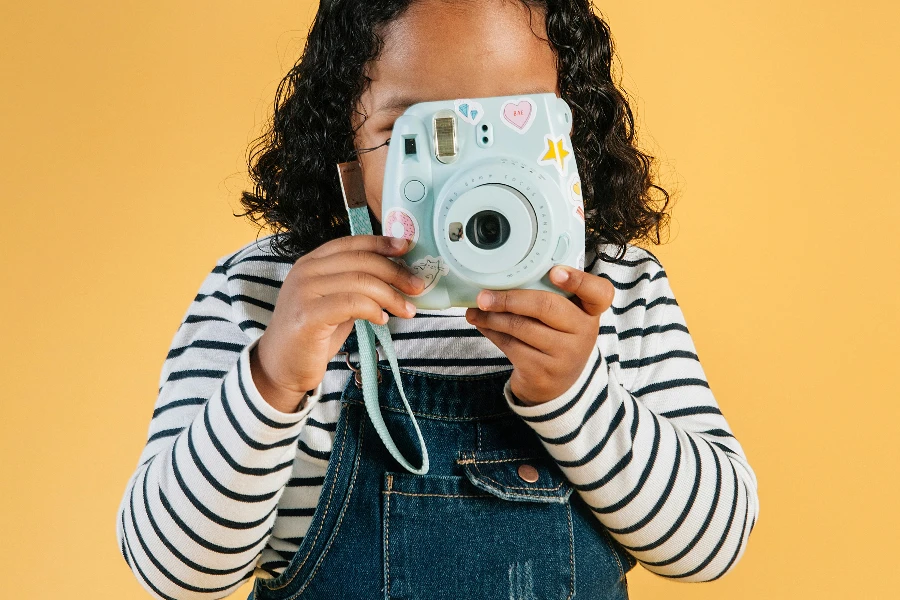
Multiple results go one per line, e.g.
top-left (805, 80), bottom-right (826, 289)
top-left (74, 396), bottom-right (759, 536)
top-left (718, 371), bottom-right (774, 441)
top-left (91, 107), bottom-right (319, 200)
top-left (382, 93), bottom-right (585, 309)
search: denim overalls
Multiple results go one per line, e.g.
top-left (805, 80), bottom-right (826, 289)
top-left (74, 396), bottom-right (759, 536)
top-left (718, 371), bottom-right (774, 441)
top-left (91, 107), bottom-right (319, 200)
top-left (249, 330), bottom-right (636, 600)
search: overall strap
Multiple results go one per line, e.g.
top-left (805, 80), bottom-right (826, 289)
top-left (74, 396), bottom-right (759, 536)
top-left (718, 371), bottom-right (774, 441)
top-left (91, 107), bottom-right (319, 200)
top-left (337, 162), bottom-right (429, 475)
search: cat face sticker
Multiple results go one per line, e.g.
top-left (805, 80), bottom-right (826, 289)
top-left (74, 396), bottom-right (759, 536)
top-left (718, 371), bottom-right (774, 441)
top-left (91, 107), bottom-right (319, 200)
top-left (395, 255), bottom-right (451, 297)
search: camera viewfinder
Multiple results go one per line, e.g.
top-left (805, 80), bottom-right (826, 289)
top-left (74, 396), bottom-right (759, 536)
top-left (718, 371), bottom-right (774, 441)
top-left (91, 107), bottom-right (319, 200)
top-left (433, 111), bottom-right (458, 164)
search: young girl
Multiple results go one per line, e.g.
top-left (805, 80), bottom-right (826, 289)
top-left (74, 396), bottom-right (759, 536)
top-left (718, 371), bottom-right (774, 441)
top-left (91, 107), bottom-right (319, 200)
top-left (116, 1), bottom-right (759, 598)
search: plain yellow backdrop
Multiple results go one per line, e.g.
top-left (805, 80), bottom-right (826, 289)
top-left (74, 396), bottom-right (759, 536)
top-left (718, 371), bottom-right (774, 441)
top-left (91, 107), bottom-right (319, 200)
top-left (1, 1), bottom-right (898, 598)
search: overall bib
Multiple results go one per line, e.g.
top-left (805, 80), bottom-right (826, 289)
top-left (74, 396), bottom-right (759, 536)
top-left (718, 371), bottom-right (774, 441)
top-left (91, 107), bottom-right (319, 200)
top-left (249, 330), bottom-right (636, 600)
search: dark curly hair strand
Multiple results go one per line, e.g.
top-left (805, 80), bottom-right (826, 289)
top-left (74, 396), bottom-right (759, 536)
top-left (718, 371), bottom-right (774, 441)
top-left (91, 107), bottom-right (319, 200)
top-left (236, 0), bottom-right (671, 263)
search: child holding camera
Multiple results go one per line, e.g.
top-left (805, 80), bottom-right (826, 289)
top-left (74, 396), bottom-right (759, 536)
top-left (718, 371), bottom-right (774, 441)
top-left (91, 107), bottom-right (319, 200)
top-left (116, 1), bottom-right (759, 599)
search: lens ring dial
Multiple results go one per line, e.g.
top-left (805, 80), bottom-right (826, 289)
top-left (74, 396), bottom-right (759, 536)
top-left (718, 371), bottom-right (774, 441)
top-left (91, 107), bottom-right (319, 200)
top-left (434, 158), bottom-right (556, 289)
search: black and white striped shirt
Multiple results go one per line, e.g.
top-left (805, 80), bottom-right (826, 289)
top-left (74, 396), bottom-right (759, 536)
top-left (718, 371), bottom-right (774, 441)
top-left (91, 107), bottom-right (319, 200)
top-left (116, 234), bottom-right (760, 599)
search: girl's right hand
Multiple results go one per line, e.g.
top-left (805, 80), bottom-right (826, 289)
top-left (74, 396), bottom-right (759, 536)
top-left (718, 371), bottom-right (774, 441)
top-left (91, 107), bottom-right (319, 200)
top-left (249, 234), bottom-right (425, 413)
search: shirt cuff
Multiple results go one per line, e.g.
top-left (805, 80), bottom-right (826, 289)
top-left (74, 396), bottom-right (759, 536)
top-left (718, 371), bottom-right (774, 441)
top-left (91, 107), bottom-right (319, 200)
top-left (234, 336), bottom-right (324, 432)
top-left (503, 342), bottom-right (610, 434)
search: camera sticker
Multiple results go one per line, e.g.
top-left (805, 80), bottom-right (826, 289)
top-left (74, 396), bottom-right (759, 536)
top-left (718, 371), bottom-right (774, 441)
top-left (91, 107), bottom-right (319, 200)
top-left (568, 172), bottom-right (584, 222)
top-left (448, 221), bottom-right (463, 242)
top-left (573, 205), bottom-right (585, 222)
top-left (568, 173), bottom-right (583, 206)
top-left (395, 255), bottom-right (450, 298)
top-left (384, 208), bottom-right (420, 249)
top-left (500, 98), bottom-right (536, 133)
top-left (454, 99), bottom-right (484, 125)
top-left (537, 134), bottom-right (573, 176)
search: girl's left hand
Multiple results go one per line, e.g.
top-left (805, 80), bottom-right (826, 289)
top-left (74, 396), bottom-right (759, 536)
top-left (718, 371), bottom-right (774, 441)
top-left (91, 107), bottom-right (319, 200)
top-left (465, 265), bottom-right (615, 406)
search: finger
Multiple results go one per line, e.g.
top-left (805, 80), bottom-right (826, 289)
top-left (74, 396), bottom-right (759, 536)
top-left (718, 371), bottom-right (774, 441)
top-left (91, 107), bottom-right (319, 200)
top-left (308, 292), bottom-right (390, 328)
top-left (466, 308), bottom-right (564, 354)
top-left (548, 266), bottom-right (615, 317)
top-left (473, 323), bottom-right (549, 365)
top-left (475, 288), bottom-right (581, 333)
top-left (310, 272), bottom-right (418, 319)
top-left (304, 249), bottom-right (425, 296)
top-left (304, 234), bottom-right (411, 261)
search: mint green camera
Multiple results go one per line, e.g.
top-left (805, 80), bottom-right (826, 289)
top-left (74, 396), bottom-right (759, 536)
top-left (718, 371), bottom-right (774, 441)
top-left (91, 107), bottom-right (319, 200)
top-left (382, 93), bottom-right (586, 309)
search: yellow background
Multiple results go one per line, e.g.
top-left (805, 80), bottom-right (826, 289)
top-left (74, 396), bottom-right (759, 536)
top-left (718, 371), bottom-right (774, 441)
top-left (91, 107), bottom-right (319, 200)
top-left (1, 1), bottom-right (897, 598)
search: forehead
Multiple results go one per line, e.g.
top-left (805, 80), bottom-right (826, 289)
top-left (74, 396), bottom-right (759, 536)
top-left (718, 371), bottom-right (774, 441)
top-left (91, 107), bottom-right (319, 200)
top-left (364, 0), bottom-right (558, 113)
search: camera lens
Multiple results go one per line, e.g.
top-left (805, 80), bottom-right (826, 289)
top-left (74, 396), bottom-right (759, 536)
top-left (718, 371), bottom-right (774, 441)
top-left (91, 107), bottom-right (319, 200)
top-left (465, 210), bottom-right (510, 250)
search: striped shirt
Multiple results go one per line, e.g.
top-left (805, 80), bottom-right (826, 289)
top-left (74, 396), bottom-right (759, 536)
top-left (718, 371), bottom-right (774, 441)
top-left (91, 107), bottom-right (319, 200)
top-left (116, 233), bottom-right (760, 599)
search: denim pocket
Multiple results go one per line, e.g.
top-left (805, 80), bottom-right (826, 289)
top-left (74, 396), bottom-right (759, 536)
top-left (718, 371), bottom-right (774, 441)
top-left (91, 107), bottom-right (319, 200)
top-left (458, 448), bottom-right (574, 503)
top-left (382, 449), bottom-right (576, 600)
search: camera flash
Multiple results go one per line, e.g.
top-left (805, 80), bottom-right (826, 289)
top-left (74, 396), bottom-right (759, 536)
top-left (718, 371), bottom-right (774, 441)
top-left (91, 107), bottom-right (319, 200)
top-left (433, 110), bottom-right (458, 164)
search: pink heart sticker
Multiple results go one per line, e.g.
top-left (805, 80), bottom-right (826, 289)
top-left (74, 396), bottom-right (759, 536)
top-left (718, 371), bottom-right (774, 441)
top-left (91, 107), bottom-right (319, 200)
top-left (501, 99), bottom-right (535, 132)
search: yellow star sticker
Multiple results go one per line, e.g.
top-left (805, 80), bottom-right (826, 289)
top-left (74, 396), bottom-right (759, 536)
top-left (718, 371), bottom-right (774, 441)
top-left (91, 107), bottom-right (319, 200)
top-left (538, 134), bottom-right (572, 175)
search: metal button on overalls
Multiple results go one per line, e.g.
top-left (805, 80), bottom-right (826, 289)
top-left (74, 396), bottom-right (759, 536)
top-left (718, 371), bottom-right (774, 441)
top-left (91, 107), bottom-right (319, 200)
top-left (249, 329), bottom-right (635, 600)
top-left (517, 464), bottom-right (540, 483)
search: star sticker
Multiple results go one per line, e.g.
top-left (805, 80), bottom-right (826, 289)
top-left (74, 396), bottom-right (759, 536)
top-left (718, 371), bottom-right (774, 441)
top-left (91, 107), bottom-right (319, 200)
top-left (537, 134), bottom-right (572, 175)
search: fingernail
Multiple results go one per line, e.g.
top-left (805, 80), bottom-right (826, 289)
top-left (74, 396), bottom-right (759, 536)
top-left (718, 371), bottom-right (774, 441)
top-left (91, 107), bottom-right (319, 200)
top-left (390, 237), bottom-right (407, 249)
top-left (410, 275), bottom-right (425, 289)
top-left (478, 291), bottom-right (493, 309)
top-left (405, 301), bottom-right (417, 316)
top-left (551, 267), bottom-right (569, 283)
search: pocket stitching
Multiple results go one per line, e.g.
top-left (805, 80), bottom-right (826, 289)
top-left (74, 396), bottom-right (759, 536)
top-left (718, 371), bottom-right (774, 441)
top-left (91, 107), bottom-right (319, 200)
top-left (600, 527), bottom-right (625, 581)
top-left (289, 414), bottom-right (366, 597)
top-left (384, 474), bottom-right (391, 599)
top-left (262, 407), bottom-right (364, 593)
top-left (457, 456), bottom-right (543, 464)
top-left (565, 503), bottom-right (575, 600)
top-left (387, 491), bottom-right (493, 498)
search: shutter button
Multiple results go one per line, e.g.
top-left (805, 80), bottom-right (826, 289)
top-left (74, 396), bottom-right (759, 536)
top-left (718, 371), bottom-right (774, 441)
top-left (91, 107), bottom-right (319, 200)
top-left (517, 464), bottom-right (539, 483)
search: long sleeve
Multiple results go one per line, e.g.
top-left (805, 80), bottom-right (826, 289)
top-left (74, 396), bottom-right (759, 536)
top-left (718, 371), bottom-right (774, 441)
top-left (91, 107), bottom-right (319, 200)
top-left (115, 253), bottom-right (324, 600)
top-left (503, 252), bottom-right (759, 582)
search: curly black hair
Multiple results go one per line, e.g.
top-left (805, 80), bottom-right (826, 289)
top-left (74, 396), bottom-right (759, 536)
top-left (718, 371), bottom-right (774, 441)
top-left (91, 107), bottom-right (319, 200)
top-left (236, 0), bottom-right (671, 263)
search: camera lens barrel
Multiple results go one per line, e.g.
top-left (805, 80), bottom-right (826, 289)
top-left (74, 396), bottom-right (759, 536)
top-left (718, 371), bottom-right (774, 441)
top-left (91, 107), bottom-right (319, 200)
top-left (466, 210), bottom-right (510, 250)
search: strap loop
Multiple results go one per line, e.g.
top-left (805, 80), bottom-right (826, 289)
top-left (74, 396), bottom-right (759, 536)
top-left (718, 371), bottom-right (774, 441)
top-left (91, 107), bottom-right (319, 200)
top-left (337, 161), bottom-right (430, 475)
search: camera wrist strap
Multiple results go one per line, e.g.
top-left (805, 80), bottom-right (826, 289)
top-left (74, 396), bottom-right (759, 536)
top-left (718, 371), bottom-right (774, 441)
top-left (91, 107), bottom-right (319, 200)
top-left (337, 161), bottom-right (430, 476)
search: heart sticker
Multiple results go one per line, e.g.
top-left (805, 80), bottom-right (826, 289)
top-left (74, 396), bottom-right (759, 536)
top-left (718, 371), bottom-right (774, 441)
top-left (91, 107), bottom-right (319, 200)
top-left (454, 99), bottom-right (484, 125)
top-left (500, 98), bottom-right (536, 133)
